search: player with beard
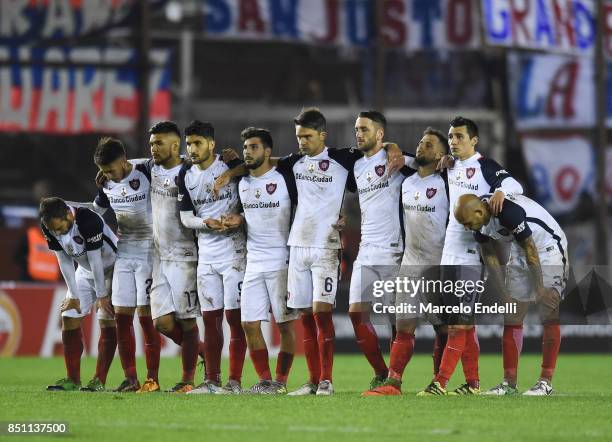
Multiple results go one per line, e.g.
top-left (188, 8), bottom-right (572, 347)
top-left (363, 127), bottom-right (449, 396)
top-left (144, 121), bottom-right (203, 393)
top-left (346, 111), bottom-right (416, 391)
top-left (229, 127), bottom-right (299, 394)
top-left (92, 137), bottom-right (162, 393)
top-left (41, 197), bottom-right (118, 392)
top-left (177, 120), bottom-right (247, 395)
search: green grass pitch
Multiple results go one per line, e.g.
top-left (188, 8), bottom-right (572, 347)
top-left (1, 354), bottom-right (611, 441)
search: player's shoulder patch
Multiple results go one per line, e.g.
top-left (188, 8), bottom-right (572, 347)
top-left (74, 207), bottom-right (104, 242)
top-left (478, 157), bottom-right (507, 174)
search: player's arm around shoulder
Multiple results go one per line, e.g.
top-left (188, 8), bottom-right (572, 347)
top-left (479, 157), bottom-right (523, 214)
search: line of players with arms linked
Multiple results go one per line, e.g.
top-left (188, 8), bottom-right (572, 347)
top-left (40, 109), bottom-right (568, 397)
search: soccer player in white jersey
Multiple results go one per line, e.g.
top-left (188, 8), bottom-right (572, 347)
top-left (177, 120), bottom-right (247, 395)
top-left (145, 121), bottom-right (203, 393)
top-left (418, 116), bottom-right (524, 396)
top-left (363, 127), bottom-right (450, 396)
top-left (215, 108), bottom-right (405, 396)
top-left (455, 193), bottom-right (568, 396)
top-left (229, 127), bottom-right (299, 394)
top-left (41, 197), bottom-right (118, 392)
top-left (347, 111), bottom-right (415, 391)
top-left (92, 137), bottom-right (161, 393)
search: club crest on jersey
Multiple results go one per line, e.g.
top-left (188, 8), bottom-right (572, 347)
top-left (466, 168), bottom-right (476, 179)
top-left (129, 178), bottom-right (140, 191)
top-left (318, 160), bottom-right (329, 171)
top-left (255, 189), bottom-right (261, 199)
top-left (120, 187), bottom-right (127, 197)
top-left (307, 163), bottom-right (315, 173)
top-left (414, 191), bottom-right (420, 200)
top-left (73, 236), bottom-right (83, 245)
top-left (426, 188), bottom-right (437, 199)
top-left (266, 183), bottom-right (277, 195)
top-left (375, 164), bottom-right (385, 177)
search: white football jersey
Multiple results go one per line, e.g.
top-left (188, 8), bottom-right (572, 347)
top-left (443, 152), bottom-right (523, 258)
top-left (177, 155), bottom-right (246, 264)
top-left (401, 170), bottom-right (449, 265)
top-left (280, 147), bottom-right (361, 250)
top-left (42, 206), bottom-right (117, 272)
top-left (476, 194), bottom-right (568, 259)
top-left (147, 159), bottom-right (197, 262)
top-left (95, 160), bottom-right (153, 258)
top-left (239, 167), bottom-right (295, 272)
top-left (354, 149), bottom-right (415, 252)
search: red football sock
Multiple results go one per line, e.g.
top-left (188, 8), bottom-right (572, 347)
top-left (139, 315), bottom-right (161, 381)
top-left (349, 311), bottom-right (388, 376)
top-left (95, 326), bottom-right (117, 385)
top-left (541, 324), bottom-right (561, 381)
top-left (432, 330), bottom-right (448, 375)
top-left (226, 309), bottom-right (247, 383)
top-left (314, 312), bottom-right (335, 383)
top-left (461, 327), bottom-right (480, 388)
top-left (162, 323), bottom-right (183, 346)
top-left (388, 332), bottom-right (415, 381)
top-left (181, 326), bottom-right (199, 383)
top-left (301, 313), bottom-right (321, 384)
top-left (250, 348), bottom-right (272, 381)
top-left (502, 325), bottom-right (523, 385)
top-left (435, 328), bottom-right (467, 388)
top-left (62, 328), bottom-right (83, 384)
top-left (390, 325), bottom-right (397, 354)
top-left (202, 309), bottom-right (224, 383)
top-left (275, 351), bottom-right (294, 384)
top-left (115, 313), bottom-right (137, 380)
top-left (198, 340), bottom-right (206, 361)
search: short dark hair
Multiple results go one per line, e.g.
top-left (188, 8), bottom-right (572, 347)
top-left (149, 121), bottom-right (181, 138)
top-left (241, 127), bottom-right (273, 149)
top-left (294, 107), bottom-right (326, 132)
top-left (358, 110), bottom-right (387, 130)
top-left (450, 116), bottom-right (479, 139)
top-left (423, 127), bottom-right (448, 152)
top-left (184, 120), bottom-right (215, 140)
top-left (39, 197), bottom-right (69, 225)
top-left (94, 137), bottom-right (126, 165)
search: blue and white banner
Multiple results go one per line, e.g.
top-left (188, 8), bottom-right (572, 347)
top-left (202, 0), bottom-right (479, 50)
top-left (482, 0), bottom-right (598, 57)
top-left (508, 52), bottom-right (600, 129)
top-left (521, 135), bottom-right (595, 215)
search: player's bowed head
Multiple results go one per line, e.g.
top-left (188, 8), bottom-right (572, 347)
top-left (39, 196), bottom-right (74, 237)
top-left (94, 137), bottom-right (132, 185)
top-left (453, 194), bottom-right (492, 232)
